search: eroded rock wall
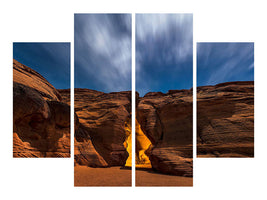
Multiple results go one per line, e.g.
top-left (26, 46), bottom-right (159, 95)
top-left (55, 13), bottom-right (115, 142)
top-left (72, 88), bottom-right (193, 176)
top-left (197, 81), bottom-right (254, 157)
top-left (74, 89), bottom-right (131, 166)
top-left (71, 79), bottom-right (253, 174)
top-left (136, 90), bottom-right (193, 177)
top-left (13, 59), bottom-right (70, 157)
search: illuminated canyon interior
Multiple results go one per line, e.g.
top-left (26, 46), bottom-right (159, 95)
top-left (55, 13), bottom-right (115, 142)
top-left (135, 119), bottom-right (152, 168)
top-left (124, 119), bottom-right (152, 168)
top-left (124, 117), bottom-right (132, 167)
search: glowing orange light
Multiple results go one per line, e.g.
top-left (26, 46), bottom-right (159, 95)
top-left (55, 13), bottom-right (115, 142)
top-left (124, 118), bottom-right (152, 168)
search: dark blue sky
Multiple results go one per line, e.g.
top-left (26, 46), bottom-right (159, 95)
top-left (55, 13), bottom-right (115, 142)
top-left (197, 42), bottom-right (254, 86)
top-left (136, 14), bottom-right (193, 96)
top-left (13, 43), bottom-right (70, 89)
top-left (74, 14), bottom-right (131, 92)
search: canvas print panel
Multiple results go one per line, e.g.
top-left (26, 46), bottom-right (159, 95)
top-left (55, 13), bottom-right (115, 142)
top-left (74, 14), bottom-right (132, 186)
top-left (13, 42), bottom-right (71, 158)
top-left (135, 14), bottom-right (193, 186)
top-left (197, 42), bottom-right (254, 158)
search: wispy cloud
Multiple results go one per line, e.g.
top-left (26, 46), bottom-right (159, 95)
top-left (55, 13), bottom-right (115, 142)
top-left (197, 43), bottom-right (254, 86)
top-left (13, 42), bottom-right (70, 89)
top-left (136, 14), bottom-right (193, 96)
top-left (75, 14), bottom-right (131, 92)
top-left (248, 62), bottom-right (254, 70)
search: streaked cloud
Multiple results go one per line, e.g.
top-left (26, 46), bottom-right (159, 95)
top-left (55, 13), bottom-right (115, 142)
top-left (197, 43), bottom-right (254, 86)
top-left (136, 14), bottom-right (193, 96)
top-left (75, 14), bottom-right (131, 92)
top-left (13, 42), bottom-right (70, 89)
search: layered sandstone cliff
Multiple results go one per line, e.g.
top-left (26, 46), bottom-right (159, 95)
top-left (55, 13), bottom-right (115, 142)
top-left (197, 81), bottom-right (254, 157)
top-left (73, 81), bottom-right (254, 176)
top-left (13, 59), bottom-right (70, 157)
top-left (136, 90), bottom-right (193, 177)
top-left (72, 88), bottom-right (193, 177)
top-left (73, 89), bottom-right (131, 167)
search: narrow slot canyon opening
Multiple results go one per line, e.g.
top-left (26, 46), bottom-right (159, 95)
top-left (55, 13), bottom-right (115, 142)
top-left (135, 119), bottom-right (152, 168)
top-left (124, 117), bottom-right (132, 167)
top-left (123, 118), bottom-right (152, 168)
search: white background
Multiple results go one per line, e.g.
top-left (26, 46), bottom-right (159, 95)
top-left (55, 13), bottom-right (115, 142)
top-left (0, 0), bottom-right (266, 199)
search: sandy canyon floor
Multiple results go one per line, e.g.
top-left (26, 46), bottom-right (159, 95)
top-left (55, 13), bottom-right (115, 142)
top-left (74, 166), bottom-right (192, 187)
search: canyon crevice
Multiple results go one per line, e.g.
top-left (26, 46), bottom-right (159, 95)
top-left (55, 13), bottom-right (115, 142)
top-left (136, 90), bottom-right (193, 177)
top-left (73, 89), bottom-right (131, 167)
top-left (72, 81), bottom-right (254, 175)
top-left (72, 88), bottom-right (193, 177)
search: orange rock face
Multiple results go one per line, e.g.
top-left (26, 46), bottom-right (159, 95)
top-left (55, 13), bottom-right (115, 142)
top-left (197, 81), bottom-right (254, 157)
top-left (137, 90), bottom-right (193, 177)
top-left (13, 59), bottom-right (62, 101)
top-left (74, 89), bottom-right (131, 166)
top-left (72, 88), bottom-right (193, 176)
top-left (13, 59), bottom-right (70, 157)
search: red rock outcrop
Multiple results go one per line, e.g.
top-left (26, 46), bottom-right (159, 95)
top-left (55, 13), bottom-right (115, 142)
top-left (57, 89), bottom-right (109, 167)
top-left (72, 87), bottom-right (193, 176)
top-left (13, 59), bottom-right (61, 101)
top-left (72, 81), bottom-right (253, 175)
top-left (74, 123), bottom-right (109, 167)
top-left (136, 90), bottom-right (193, 177)
top-left (13, 59), bottom-right (70, 157)
top-left (74, 89), bottom-right (131, 167)
top-left (197, 81), bottom-right (254, 157)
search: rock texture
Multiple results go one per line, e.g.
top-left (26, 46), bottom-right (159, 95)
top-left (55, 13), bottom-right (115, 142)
top-left (71, 81), bottom-right (253, 174)
top-left (136, 90), bottom-right (193, 177)
top-left (13, 59), bottom-right (70, 157)
top-left (197, 81), bottom-right (254, 157)
top-left (73, 89), bottom-right (131, 167)
top-left (72, 87), bottom-right (193, 176)
top-left (13, 59), bottom-right (61, 101)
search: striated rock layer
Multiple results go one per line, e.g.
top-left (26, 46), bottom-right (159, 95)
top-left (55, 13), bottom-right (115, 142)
top-left (72, 87), bottom-right (193, 176)
top-left (71, 81), bottom-right (253, 175)
top-left (197, 81), bottom-right (254, 157)
top-left (73, 89), bottom-right (131, 167)
top-left (72, 81), bottom-right (253, 174)
top-left (136, 90), bottom-right (193, 177)
top-left (13, 59), bottom-right (70, 157)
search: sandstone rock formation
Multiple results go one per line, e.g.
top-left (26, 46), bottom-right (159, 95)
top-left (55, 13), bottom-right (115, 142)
top-left (73, 89), bottom-right (131, 167)
top-left (13, 59), bottom-right (61, 101)
top-left (72, 81), bottom-right (253, 176)
top-left (197, 81), bottom-right (254, 157)
top-left (136, 90), bottom-right (193, 177)
top-left (72, 87), bottom-right (193, 177)
top-left (13, 59), bottom-right (70, 157)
